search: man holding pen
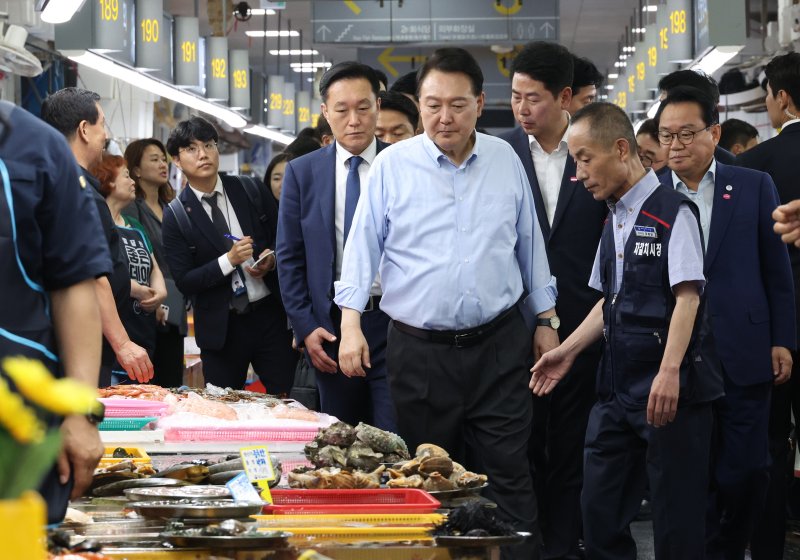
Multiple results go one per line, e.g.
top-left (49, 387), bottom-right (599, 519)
top-left (162, 117), bottom-right (295, 392)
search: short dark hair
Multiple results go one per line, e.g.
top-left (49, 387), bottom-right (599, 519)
top-left (41, 87), bottom-right (101, 138)
top-left (390, 71), bottom-right (418, 99)
top-left (264, 151), bottom-right (294, 189)
top-left (636, 118), bottom-right (659, 142)
top-left (417, 47), bottom-right (483, 97)
top-left (284, 135), bottom-right (321, 158)
top-left (655, 85), bottom-right (719, 128)
top-left (165, 116), bottom-right (219, 157)
top-left (319, 61), bottom-right (380, 102)
top-left (658, 69), bottom-right (720, 103)
top-left (377, 90), bottom-right (419, 130)
top-left (510, 41), bottom-right (574, 97)
top-left (572, 102), bottom-right (637, 153)
top-left (315, 115), bottom-right (332, 137)
top-left (372, 68), bottom-right (389, 90)
top-left (297, 126), bottom-right (322, 143)
top-left (572, 55), bottom-right (603, 91)
top-left (719, 118), bottom-right (758, 151)
top-left (765, 52), bottom-right (800, 107)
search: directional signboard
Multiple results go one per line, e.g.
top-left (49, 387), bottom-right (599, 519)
top-left (314, 0), bottom-right (558, 44)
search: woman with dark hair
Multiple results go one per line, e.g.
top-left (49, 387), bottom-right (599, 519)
top-left (91, 154), bottom-right (167, 381)
top-left (264, 151), bottom-right (294, 204)
top-left (123, 138), bottom-right (186, 387)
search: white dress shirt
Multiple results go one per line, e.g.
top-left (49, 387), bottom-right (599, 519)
top-left (334, 139), bottom-right (381, 296)
top-left (529, 118), bottom-right (571, 225)
top-left (189, 175), bottom-right (269, 303)
top-left (673, 159), bottom-right (716, 250)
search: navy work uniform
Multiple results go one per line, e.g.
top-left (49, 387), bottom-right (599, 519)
top-left (582, 170), bottom-right (724, 560)
top-left (0, 101), bottom-right (112, 523)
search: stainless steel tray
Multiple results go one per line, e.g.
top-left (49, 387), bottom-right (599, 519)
top-left (161, 529), bottom-right (291, 549)
top-left (93, 477), bottom-right (190, 497)
top-left (435, 532), bottom-right (528, 548)
top-left (427, 482), bottom-right (488, 499)
top-left (125, 485), bottom-right (231, 502)
top-left (129, 500), bottom-right (263, 519)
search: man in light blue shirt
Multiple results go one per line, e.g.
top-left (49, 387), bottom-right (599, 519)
top-left (335, 48), bottom-right (557, 558)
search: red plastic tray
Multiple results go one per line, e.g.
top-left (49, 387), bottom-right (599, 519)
top-left (164, 427), bottom-right (319, 442)
top-left (262, 489), bottom-right (441, 515)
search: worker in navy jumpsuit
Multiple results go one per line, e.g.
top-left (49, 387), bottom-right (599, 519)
top-left (0, 100), bottom-right (112, 523)
top-left (531, 102), bottom-right (724, 560)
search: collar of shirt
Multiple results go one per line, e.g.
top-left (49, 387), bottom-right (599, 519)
top-left (188, 174), bottom-right (224, 203)
top-left (335, 137), bottom-right (378, 169)
top-left (527, 115), bottom-right (571, 155)
top-left (781, 118), bottom-right (800, 131)
top-left (672, 158), bottom-right (716, 196)
top-left (608, 168), bottom-right (661, 214)
top-left (420, 129), bottom-right (480, 169)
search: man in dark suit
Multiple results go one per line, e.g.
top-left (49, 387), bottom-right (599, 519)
top-left (736, 52), bottom-right (800, 560)
top-left (499, 41), bottom-right (607, 560)
top-left (162, 116), bottom-right (295, 393)
top-left (658, 70), bottom-right (737, 165)
top-left (276, 62), bottom-right (396, 431)
top-left (655, 86), bottom-right (795, 560)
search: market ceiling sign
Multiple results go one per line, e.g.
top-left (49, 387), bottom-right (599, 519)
top-left (313, 0), bottom-right (558, 44)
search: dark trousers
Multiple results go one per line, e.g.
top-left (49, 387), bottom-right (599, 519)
top-left (706, 376), bottom-right (772, 560)
top-left (200, 294), bottom-right (296, 393)
top-left (750, 357), bottom-right (800, 560)
top-left (152, 324), bottom-right (184, 387)
top-left (314, 308), bottom-right (397, 431)
top-left (387, 309), bottom-right (539, 560)
top-left (582, 397), bottom-right (712, 560)
top-left (532, 349), bottom-right (599, 560)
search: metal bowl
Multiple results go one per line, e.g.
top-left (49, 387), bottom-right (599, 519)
top-left (128, 500), bottom-right (263, 519)
top-left (125, 485), bottom-right (231, 502)
top-left (161, 529), bottom-right (291, 549)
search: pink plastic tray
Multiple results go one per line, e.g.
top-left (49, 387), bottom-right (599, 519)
top-left (164, 426), bottom-right (319, 442)
top-left (100, 398), bottom-right (169, 418)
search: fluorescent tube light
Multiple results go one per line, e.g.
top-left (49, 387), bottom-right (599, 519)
top-left (40, 0), bottom-right (87, 23)
top-left (269, 49), bottom-right (318, 56)
top-left (243, 125), bottom-right (294, 145)
top-left (245, 30), bottom-right (300, 38)
top-left (689, 46), bottom-right (744, 76)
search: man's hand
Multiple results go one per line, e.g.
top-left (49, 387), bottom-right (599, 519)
top-left (530, 345), bottom-right (575, 396)
top-left (304, 327), bottom-right (338, 373)
top-left (227, 236), bottom-right (254, 267)
top-left (772, 346), bottom-right (793, 385)
top-left (245, 249), bottom-right (276, 279)
top-left (130, 281), bottom-right (157, 303)
top-left (773, 200), bottom-right (800, 247)
top-left (139, 286), bottom-right (166, 313)
top-left (647, 368), bottom-right (679, 427)
top-left (339, 325), bottom-right (370, 378)
top-left (116, 340), bottom-right (154, 382)
top-left (57, 415), bottom-right (103, 499)
top-left (533, 326), bottom-right (560, 363)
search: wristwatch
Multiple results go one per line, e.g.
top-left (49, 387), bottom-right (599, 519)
top-left (86, 400), bottom-right (105, 426)
top-left (536, 315), bottom-right (561, 330)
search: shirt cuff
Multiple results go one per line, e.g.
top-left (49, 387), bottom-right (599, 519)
top-left (334, 281), bottom-right (371, 313)
top-left (520, 275), bottom-right (558, 331)
top-left (218, 254), bottom-right (235, 276)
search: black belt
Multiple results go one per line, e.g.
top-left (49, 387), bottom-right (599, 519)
top-left (393, 304), bottom-right (518, 348)
top-left (230, 294), bottom-right (270, 315)
top-left (364, 295), bottom-right (382, 312)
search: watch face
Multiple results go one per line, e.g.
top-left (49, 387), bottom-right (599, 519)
top-left (551, 316), bottom-right (561, 329)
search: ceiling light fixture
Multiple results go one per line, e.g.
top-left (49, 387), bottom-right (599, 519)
top-left (269, 49), bottom-right (318, 56)
top-left (690, 46), bottom-right (743, 75)
top-left (642, 5), bottom-right (658, 12)
top-left (244, 30), bottom-right (299, 38)
top-left (38, 0), bottom-right (87, 24)
top-left (235, 8), bottom-right (276, 16)
top-left (243, 124), bottom-right (294, 145)
top-left (607, 73), bottom-right (619, 79)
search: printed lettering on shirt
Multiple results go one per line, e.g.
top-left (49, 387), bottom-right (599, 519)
top-left (633, 242), bottom-right (662, 257)
top-left (122, 236), bottom-right (151, 286)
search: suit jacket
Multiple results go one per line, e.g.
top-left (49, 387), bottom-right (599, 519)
top-left (162, 174), bottom-right (280, 351)
top-left (659, 162), bottom-right (796, 385)
top-left (277, 140), bottom-right (389, 345)
top-left (736, 124), bottom-right (800, 345)
top-left (499, 126), bottom-right (607, 337)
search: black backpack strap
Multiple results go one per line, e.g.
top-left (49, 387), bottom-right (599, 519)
top-left (236, 175), bottom-right (268, 226)
top-left (166, 197), bottom-right (196, 256)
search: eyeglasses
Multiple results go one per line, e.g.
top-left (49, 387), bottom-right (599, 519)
top-left (657, 126), bottom-right (714, 146)
top-left (179, 141), bottom-right (218, 157)
top-left (639, 153), bottom-right (653, 167)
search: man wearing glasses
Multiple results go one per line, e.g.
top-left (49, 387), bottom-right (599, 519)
top-left (655, 86), bottom-right (795, 560)
top-left (162, 117), bottom-right (295, 393)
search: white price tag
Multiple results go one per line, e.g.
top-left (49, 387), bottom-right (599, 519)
top-left (225, 472), bottom-right (264, 504)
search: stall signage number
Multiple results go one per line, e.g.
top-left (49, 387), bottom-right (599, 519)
top-left (99, 0), bottom-right (119, 21)
top-left (181, 41), bottom-right (196, 63)
top-left (141, 18), bottom-right (159, 43)
top-left (211, 58), bottom-right (227, 79)
top-left (233, 69), bottom-right (248, 90)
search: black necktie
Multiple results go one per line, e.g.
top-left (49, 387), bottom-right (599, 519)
top-left (204, 192), bottom-right (249, 312)
top-left (343, 155), bottom-right (363, 247)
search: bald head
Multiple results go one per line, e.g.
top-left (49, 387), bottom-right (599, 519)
top-left (571, 102), bottom-right (637, 153)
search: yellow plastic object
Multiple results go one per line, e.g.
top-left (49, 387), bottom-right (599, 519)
top-left (254, 513), bottom-right (445, 527)
top-left (261, 525), bottom-right (434, 543)
top-left (0, 491), bottom-right (47, 560)
top-left (98, 446), bottom-right (151, 467)
top-left (103, 551), bottom-right (208, 559)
